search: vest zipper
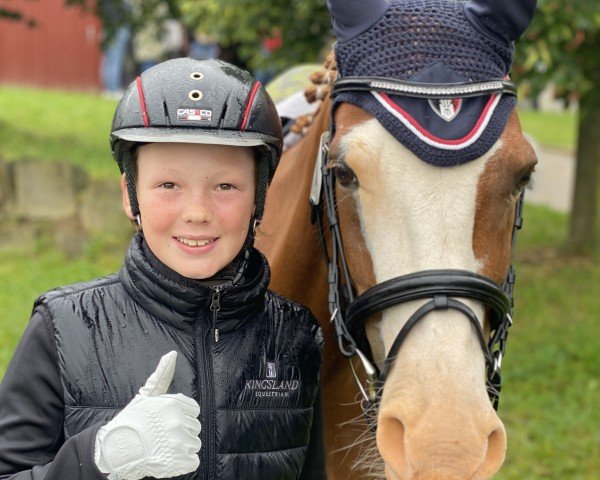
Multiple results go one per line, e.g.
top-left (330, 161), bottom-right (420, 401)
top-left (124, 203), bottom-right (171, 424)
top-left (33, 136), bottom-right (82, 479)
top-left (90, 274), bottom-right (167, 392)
top-left (210, 286), bottom-right (221, 343)
top-left (195, 317), bottom-right (216, 480)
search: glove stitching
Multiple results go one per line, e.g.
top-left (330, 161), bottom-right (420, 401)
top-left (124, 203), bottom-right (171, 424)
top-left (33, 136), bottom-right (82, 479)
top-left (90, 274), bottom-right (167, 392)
top-left (148, 408), bottom-right (177, 471)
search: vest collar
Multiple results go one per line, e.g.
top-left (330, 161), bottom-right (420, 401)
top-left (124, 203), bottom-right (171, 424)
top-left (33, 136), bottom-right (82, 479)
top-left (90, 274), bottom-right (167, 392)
top-left (119, 233), bottom-right (270, 333)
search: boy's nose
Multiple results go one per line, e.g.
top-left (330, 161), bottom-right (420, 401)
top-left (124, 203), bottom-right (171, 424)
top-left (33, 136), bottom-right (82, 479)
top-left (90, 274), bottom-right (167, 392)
top-left (182, 198), bottom-right (213, 224)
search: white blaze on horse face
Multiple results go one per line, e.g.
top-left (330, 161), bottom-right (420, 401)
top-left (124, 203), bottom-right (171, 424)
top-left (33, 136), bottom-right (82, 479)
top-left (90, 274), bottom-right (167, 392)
top-left (340, 119), bottom-right (501, 397)
top-left (340, 119), bottom-right (509, 478)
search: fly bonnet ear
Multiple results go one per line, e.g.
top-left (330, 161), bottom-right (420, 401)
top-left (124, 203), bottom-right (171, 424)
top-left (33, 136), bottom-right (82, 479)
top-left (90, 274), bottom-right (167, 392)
top-left (464, 0), bottom-right (537, 43)
top-left (327, 0), bottom-right (391, 42)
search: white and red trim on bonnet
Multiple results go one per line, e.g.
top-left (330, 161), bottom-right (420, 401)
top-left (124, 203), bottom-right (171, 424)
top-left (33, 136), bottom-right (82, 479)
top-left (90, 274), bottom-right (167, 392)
top-left (372, 91), bottom-right (501, 151)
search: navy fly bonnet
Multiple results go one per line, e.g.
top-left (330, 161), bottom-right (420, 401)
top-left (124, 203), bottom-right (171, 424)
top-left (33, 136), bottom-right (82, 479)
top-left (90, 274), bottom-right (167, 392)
top-left (327, 0), bottom-right (536, 166)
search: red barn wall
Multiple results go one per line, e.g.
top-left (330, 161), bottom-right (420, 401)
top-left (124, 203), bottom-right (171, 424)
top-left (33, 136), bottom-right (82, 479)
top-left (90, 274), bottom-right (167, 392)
top-left (0, 0), bottom-right (102, 90)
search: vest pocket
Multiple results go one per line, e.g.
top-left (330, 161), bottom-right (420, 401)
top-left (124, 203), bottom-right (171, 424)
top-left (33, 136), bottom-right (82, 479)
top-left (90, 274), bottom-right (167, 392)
top-left (64, 406), bottom-right (121, 439)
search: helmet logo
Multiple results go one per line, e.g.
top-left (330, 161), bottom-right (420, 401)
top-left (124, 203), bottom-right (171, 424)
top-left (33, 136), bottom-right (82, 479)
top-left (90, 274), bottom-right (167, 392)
top-left (177, 108), bottom-right (212, 121)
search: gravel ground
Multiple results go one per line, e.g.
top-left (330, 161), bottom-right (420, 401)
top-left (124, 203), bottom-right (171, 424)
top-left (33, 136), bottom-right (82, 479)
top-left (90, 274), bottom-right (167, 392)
top-left (526, 145), bottom-right (575, 213)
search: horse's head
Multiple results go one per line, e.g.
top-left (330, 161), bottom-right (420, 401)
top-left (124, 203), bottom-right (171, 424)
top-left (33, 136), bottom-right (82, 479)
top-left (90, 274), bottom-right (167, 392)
top-left (324, 0), bottom-right (537, 478)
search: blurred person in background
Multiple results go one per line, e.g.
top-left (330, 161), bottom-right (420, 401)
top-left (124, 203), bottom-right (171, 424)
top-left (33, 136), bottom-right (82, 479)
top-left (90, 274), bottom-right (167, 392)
top-left (131, 0), bottom-right (186, 72)
top-left (99, 0), bottom-right (132, 98)
top-left (188, 31), bottom-right (220, 61)
top-left (253, 27), bottom-right (283, 85)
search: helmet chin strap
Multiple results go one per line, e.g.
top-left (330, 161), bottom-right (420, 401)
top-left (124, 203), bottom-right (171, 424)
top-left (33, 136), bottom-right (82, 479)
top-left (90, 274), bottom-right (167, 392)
top-left (122, 151), bottom-right (140, 218)
top-left (232, 216), bottom-right (261, 285)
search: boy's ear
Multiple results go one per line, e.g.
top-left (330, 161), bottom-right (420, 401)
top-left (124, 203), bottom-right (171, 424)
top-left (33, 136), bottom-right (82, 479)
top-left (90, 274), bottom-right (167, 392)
top-left (121, 174), bottom-right (135, 220)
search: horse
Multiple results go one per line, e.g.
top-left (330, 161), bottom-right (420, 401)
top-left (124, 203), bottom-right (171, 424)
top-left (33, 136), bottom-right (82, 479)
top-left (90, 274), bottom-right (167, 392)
top-left (257, 1), bottom-right (538, 478)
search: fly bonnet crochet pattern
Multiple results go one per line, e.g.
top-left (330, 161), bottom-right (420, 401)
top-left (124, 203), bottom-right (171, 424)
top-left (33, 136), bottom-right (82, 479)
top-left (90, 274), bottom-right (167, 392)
top-left (328, 0), bottom-right (537, 166)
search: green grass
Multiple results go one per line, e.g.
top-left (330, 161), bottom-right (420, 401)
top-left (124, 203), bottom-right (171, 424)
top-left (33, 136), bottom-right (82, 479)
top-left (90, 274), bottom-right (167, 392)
top-left (0, 86), bottom-right (120, 179)
top-left (0, 235), bottom-right (127, 372)
top-left (495, 204), bottom-right (600, 479)
top-left (518, 108), bottom-right (577, 150)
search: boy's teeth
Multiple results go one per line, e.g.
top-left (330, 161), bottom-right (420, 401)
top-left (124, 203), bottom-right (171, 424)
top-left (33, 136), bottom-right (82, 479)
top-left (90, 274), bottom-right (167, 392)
top-left (178, 237), bottom-right (213, 246)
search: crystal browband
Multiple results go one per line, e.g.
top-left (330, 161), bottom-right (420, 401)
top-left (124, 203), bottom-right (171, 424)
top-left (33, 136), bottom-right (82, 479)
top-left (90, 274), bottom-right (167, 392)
top-left (331, 76), bottom-right (517, 99)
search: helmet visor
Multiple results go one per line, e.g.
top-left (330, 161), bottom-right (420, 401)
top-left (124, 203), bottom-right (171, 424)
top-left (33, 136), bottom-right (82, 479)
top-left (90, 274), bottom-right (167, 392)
top-left (112, 127), bottom-right (279, 149)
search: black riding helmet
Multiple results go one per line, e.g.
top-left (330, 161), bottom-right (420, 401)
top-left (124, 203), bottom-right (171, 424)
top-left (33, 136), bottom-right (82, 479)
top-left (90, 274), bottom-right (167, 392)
top-left (110, 58), bottom-right (283, 223)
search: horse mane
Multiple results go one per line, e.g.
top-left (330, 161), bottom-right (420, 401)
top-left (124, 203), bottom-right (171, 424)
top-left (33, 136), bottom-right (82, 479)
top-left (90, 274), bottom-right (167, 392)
top-left (288, 51), bottom-right (338, 138)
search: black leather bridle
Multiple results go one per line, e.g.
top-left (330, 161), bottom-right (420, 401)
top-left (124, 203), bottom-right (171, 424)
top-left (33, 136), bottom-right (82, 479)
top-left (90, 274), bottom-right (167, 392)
top-left (310, 76), bottom-right (524, 421)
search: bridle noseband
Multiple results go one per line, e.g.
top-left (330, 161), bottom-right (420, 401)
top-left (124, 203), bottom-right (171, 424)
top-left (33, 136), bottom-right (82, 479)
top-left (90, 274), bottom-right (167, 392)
top-left (310, 76), bottom-right (524, 422)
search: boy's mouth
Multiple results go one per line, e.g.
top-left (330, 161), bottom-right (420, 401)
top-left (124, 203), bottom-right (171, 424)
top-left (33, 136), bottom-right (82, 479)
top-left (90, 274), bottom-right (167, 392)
top-left (176, 237), bottom-right (217, 247)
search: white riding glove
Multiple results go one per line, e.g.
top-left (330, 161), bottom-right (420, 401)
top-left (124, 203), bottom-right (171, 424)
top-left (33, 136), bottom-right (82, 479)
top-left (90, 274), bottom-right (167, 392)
top-left (94, 351), bottom-right (202, 479)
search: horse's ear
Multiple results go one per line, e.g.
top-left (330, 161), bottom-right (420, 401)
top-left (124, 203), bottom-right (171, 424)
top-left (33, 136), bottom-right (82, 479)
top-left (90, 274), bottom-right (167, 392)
top-left (327, 0), bottom-right (390, 42)
top-left (465, 0), bottom-right (537, 42)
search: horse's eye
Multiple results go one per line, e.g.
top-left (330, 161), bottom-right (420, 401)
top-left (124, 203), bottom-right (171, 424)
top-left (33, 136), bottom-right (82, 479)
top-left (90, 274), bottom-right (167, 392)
top-left (513, 171), bottom-right (533, 195)
top-left (332, 163), bottom-right (358, 188)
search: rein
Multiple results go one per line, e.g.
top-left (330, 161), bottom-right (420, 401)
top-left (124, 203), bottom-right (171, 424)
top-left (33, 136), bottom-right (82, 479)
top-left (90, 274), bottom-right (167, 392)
top-left (310, 76), bottom-right (524, 422)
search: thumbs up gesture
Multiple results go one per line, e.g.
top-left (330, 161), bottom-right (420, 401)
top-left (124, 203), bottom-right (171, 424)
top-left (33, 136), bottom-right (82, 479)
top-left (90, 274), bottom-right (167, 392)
top-left (94, 351), bottom-right (201, 479)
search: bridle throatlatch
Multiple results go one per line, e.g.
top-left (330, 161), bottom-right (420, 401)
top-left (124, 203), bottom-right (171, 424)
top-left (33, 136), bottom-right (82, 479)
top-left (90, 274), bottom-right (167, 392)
top-left (310, 76), bottom-right (525, 425)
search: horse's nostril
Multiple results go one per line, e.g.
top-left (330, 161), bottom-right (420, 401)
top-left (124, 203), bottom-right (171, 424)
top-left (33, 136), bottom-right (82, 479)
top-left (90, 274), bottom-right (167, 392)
top-left (477, 425), bottom-right (507, 479)
top-left (376, 409), bottom-right (507, 480)
top-left (377, 415), bottom-right (409, 478)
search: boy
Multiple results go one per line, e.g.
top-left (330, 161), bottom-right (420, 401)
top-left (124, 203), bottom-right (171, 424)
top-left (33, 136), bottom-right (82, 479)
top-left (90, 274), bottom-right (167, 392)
top-left (0, 58), bottom-right (325, 479)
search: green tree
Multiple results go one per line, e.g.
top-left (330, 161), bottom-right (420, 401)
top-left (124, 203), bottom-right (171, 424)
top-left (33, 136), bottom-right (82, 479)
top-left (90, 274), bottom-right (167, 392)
top-left (67, 0), bottom-right (332, 69)
top-left (177, 0), bottom-right (332, 72)
top-left (66, 0), bottom-right (181, 48)
top-left (514, 0), bottom-right (600, 254)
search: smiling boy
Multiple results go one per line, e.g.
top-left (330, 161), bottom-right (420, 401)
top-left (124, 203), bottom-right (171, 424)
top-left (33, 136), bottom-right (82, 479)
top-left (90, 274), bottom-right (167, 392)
top-left (129, 143), bottom-right (257, 280)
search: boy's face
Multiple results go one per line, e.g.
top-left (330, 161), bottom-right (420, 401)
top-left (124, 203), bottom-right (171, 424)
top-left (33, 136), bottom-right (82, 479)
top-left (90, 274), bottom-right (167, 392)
top-left (122, 142), bottom-right (256, 279)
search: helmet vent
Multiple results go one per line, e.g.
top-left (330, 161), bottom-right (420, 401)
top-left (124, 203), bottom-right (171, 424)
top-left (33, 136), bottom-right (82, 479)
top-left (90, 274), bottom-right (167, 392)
top-left (189, 90), bottom-right (203, 101)
top-left (163, 101), bottom-right (170, 125)
top-left (219, 100), bottom-right (228, 124)
top-left (190, 72), bottom-right (204, 80)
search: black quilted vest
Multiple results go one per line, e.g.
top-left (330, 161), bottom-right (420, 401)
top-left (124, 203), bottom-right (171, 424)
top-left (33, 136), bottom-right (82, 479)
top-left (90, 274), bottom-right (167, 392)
top-left (35, 234), bottom-right (322, 480)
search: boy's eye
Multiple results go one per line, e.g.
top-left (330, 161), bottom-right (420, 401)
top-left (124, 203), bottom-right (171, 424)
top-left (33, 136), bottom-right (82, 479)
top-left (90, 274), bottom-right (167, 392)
top-left (160, 182), bottom-right (176, 189)
top-left (218, 183), bottom-right (234, 190)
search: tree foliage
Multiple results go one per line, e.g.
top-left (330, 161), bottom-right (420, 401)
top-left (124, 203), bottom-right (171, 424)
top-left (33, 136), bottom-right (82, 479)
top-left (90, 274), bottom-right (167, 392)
top-left (514, 0), bottom-right (600, 254)
top-left (513, 0), bottom-right (600, 100)
top-left (177, 0), bottom-right (333, 71)
top-left (66, 0), bottom-right (181, 48)
top-left (65, 0), bottom-right (332, 69)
